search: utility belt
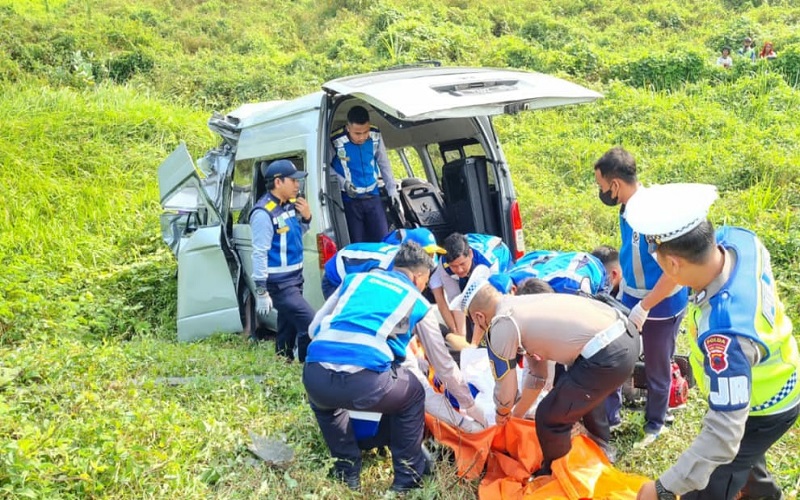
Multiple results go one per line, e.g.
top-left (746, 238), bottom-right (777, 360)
top-left (580, 315), bottom-right (632, 359)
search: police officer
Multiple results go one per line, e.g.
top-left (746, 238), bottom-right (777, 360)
top-left (430, 232), bottom-right (513, 341)
top-left (330, 105), bottom-right (399, 243)
top-left (625, 183), bottom-right (800, 500)
top-left (303, 242), bottom-right (484, 493)
top-left (320, 228), bottom-right (446, 299)
top-left (250, 159), bottom-right (315, 362)
top-left (450, 270), bottom-right (639, 478)
top-left (594, 147), bottom-right (688, 447)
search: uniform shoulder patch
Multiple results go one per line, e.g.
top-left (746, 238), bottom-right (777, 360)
top-left (704, 334), bottom-right (731, 374)
top-left (330, 126), bottom-right (346, 139)
top-left (265, 200), bottom-right (277, 211)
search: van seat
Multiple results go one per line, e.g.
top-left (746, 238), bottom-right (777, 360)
top-left (399, 180), bottom-right (451, 240)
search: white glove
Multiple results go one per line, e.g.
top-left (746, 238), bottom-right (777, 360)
top-left (343, 180), bottom-right (359, 198)
top-left (629, 302), bottom-right (650, 331)
top-left (390, 193), bottom-right (402, 211)
top-left (462, 403), bottom-right (488, 429)
top-left (255, 291), bottom-right (272, 318)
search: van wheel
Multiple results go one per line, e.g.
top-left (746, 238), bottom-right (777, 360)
top-left (241, 290), bottom-right (270, 341)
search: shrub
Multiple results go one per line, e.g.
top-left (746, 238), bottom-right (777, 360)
top-left (107, 50), bottom-right (154, 83)
top-left (608, 51), bottom-right (709, 90)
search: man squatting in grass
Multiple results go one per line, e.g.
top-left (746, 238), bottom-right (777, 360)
top-left (626, 183), bottom-right (800, 500)
top-left (302, 241), bottom-right (486, 493)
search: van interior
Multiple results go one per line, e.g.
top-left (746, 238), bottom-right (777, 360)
top-left (327, 98), bottom-right (506, 248)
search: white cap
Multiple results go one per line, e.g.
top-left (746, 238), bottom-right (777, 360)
top-left (448, 265), bottom-right (492, 312)
top-left (625, 183), bottom-right (718, 243)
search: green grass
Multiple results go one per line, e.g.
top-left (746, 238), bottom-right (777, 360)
top-left (1, 0), bottom-right (800, 497)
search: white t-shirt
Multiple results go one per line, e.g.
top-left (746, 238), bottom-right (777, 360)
top-left (716, 55), bottom-right (733, 68)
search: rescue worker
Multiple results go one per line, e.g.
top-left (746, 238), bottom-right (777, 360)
top-left (250, 159), bottom-right (315, 362)
top-left (303, 242), bottom-right (485, 493)
top-left (625, 183), bottom-right (800, 500)
top-left (450, 270), bottom-right (640, 478)
top-left (430, 232), bottom-right (513, 342)
top-left (320, 228), bottom-right (446, 299)
top-left (330, 105), bottom-right (399, 243)
top-left (487, 250), bottom-right (609, 296)
top-left (594, 147), bottom-right (688, 447)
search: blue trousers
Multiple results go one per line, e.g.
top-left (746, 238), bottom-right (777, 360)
top-left (303, 361), bottom-right (426, 490)
top-left (606, 312), bottom-right (684, 432)
top-left (267, 274), bottom-right (315, 362)
top-left (343, 196), bottom-right (389, 243)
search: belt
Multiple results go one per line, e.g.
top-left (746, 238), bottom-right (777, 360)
top-left (580, 319), bottom-right (627, 359)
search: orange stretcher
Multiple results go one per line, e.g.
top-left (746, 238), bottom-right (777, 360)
top-left (425, 414), bottom-right (650, 499)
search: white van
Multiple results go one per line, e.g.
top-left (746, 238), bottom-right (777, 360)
top-left (158, 66), bottom-right (602, 341)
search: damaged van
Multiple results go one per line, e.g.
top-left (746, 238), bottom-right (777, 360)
top-left (158, 66), bottom-right (602, 341)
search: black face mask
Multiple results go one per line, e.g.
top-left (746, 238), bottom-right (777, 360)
top-left (598, 186), bottom-right (619, 206)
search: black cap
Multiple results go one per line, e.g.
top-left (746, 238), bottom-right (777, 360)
top-left (262, 159), bottom-right (308, 180)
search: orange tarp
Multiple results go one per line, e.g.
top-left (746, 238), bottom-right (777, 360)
top-left (425, 414), bottom-right (650, 499)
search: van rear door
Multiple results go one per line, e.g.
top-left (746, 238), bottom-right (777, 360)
top-left (322, 67), bottom-right (602, 121)
top-left (158, 142), bottom-right (242, 341)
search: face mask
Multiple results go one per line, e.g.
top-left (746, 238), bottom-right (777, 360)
top-left (598, 186), bottom-right (619, 206)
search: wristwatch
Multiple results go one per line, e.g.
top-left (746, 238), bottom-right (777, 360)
top-left (255, 286), bottom-right (267, 296)
top-left (654, 479), bottom-right (676, 500)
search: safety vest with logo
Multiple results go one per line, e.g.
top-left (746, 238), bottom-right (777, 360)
top-left (307, 270), bottom-right (432, 372)
top-left (323, 242), bottom-right (399, 288)
top-left (688, 226), bottom-right (800, 417)
top-left (444, 233), bottom-right (513, 288)
top-left (251, 193), bottom-right (304, 282)
top-left (507, 250), bottom-right (609, 295)
top-left (620, 204), bottom-right (688, 318)
top-left (330, 126), bottom-right (383, 199)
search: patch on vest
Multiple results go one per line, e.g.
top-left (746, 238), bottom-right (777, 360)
top-left (705, 335), bottom-right (730, 374)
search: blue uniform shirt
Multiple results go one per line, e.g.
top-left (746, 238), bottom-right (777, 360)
top-left (250, 192), bottom-right (310, 285)
top-left (620, 204), bottom-right (688, 318)
top-left (323, 242), bottom-right (399, 288)
top-left (307, 270), bottom-right (432, 372)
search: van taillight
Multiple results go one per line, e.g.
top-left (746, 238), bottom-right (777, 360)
top-left (317, 233), bottom-right (338, 269)
top-left (510, 200), bottom-right (525, 260)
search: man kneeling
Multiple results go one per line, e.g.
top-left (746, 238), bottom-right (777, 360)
top-left (303, 241), bottom-right (484, 493)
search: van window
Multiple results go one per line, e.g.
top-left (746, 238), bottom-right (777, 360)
top-left (238, 155), bottom-right (306, 223)
top-left (426, 139), bottom-right (487, 188)
top-left (387, 147), bottom-right (421, 180)
top-left (231, 159), bottom-right (255, 223)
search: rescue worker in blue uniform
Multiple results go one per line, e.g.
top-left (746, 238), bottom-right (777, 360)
top-left (303, 242), bottom-right (485, 493)
top-left (626, 183), bottom-right (800, 500)
top-left (430, 232), bottom-right (513, 342)
top-left (320, 227), bottom-right (446, 299)
top-left (487, 250), bottom-right (609, 296)
top-left (330, 105), bottom-right (399, 243)
top-left (594, 147), bottom-right (689, 447)
top-left (250, 159), bottom-right (315, 362)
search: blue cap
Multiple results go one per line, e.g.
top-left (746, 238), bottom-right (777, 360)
top-left (262, 159), bottom-right (308, 180)
top-left (383, 228), bottom-right (446, 256)
top-left (488, 273), bottom-right (513, 294)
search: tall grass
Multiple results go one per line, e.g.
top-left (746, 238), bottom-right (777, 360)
top-left (1, 0), bottom-right (799, 497)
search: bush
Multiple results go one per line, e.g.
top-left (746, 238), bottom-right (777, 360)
top-left (774, 43), bottom-right (800, 87)
top-left (608, 50), bottom-right (709, 90)
top-left (107, 51), bottom-right (154, 83)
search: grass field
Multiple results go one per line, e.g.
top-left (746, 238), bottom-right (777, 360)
top-left (1, 0), bottom-right (799, 498)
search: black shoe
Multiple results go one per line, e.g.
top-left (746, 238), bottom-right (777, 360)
top-left (330, 468), bottom-right (360, 491)
top-left (421, 442), bottom-right (435, 476)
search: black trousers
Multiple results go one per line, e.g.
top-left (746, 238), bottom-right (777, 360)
top-left (267, 274), bottom-right (314, 362)
top-left (302, 361), bottom-right (426, 490)
top-left (535, 324), bottom-right (640, 469)
top-left (682, 402), bottom-right (799, 500)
